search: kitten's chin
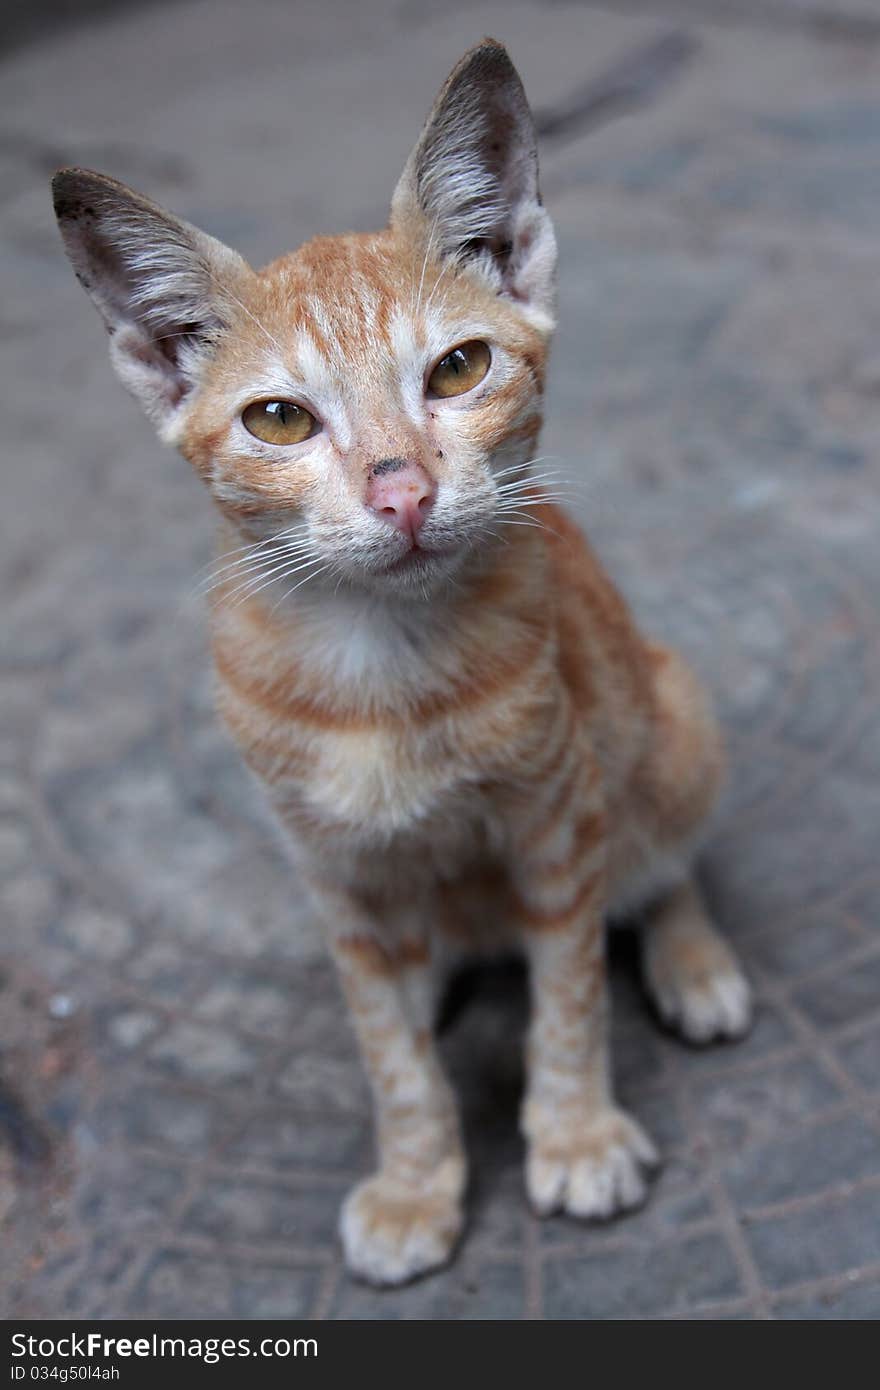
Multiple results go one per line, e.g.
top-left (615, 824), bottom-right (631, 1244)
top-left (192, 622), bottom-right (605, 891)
top-left (354, 540), bottom-right (466, 598)
top-left (380, 545), bottom-right (452, 577)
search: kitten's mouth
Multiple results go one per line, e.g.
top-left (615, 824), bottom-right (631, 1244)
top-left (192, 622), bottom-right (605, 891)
top-left (380, 542), bottom-right (451, 576)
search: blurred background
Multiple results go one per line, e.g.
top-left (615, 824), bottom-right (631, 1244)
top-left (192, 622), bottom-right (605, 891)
top-left (2, 0), bottom-right (880, 1319)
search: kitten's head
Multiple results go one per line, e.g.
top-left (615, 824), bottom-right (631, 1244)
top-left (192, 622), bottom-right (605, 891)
top-left (52, 40), bottom-right (557, 600)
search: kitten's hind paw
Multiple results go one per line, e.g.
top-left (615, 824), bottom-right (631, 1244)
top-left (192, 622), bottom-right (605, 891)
top-left (641, 882), bottom-right (753, 1045)
top-left (526, 1107), bottom-right (658, 1221)
top-left (340, 1162), bottom-right (465, 1286)
top-left (643, 923), bottom-right (752, 1043)
top-left (651, 963), bottom-right (752, 1044)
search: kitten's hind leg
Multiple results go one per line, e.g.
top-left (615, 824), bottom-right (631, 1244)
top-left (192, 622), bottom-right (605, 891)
top-left (641, 878), bottom-right (752, 1044)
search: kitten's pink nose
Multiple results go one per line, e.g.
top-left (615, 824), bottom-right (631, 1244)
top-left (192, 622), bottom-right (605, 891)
top-left (366, 459), bottom-right (436, 542)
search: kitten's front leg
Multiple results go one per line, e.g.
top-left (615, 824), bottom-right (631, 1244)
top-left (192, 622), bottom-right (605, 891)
top-left (308, 880), bottom-right (465, 1286)
top-left (507, 750), bottom-right (658, 1220)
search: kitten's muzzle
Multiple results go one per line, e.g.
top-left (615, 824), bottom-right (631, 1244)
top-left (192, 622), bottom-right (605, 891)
top-left (366, 460), bottom-right (436, 545)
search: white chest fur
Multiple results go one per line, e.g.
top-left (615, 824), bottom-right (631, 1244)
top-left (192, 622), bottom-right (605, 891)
top-left (266, 592), bottom-right (497, 836)
top-left (306, 720), bottom-right (483, 839)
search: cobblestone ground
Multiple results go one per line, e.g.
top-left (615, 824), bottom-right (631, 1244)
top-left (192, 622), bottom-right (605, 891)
top-left (3, 0), bottom-right (880, 1320)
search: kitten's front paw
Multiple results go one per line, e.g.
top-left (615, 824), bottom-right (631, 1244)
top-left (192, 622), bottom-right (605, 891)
top-left (526, 1107), bottom-right (658, 1220)
top-left (340, 1158), bottom-right (465, 1286)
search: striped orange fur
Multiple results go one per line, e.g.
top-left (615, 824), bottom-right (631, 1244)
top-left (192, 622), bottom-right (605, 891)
top-left (52, 39), bottom-right (752, 1287)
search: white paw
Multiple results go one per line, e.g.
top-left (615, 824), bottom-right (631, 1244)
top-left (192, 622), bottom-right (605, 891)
top-left (652, 965), bottom-right (753, 1044)
top-left (339, 1164), bottom-right (464, 1286)
top-left (526, 1108), bottom-right (658, 1220)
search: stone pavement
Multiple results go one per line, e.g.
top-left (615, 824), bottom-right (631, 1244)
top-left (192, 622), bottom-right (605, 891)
top-left (3, 0), bottom-right (880, 1320)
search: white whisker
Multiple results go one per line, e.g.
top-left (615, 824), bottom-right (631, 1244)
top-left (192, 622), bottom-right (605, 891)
top-left (492, 454), bottom-right (557, 481)
top-left (496, 507), bottom-right (566, 541)
top-left (497, 490), bottom-right (572, 505)
top-left (414, 216), bottom-right (439, 320)
top-left (496, 477), bottom-right (568, 496)
top-left (194, 525), bottom-right (311, 593)
top-left (193, 524), bottom-right (309, 583)
top-left (423, 252), bottom-right (457, 315)
top-left (223, 550), bottom-right (322, 607)
top-left (202, 544), bottom-right (317, 598)
top-left (269, 561), bottom-right (334, 613)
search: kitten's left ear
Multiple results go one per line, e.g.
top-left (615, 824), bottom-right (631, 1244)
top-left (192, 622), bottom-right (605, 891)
top-left (391, 38), bottom-right (556, 331)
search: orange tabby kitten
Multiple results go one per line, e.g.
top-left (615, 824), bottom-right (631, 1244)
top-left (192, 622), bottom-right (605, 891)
top-left (52, 40), bottom-right (751, 1286)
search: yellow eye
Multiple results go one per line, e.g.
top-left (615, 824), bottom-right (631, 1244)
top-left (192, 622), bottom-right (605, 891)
top-left (426, 340), bottom-right (491, 399)
top-left (241, 399), bottom-right (318, 445)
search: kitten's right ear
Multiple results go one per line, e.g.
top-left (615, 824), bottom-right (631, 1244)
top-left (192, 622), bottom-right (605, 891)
top-left (52, 169), bottom-right (252, 442)
top-left (391, 39), bottom-right (556, 331)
